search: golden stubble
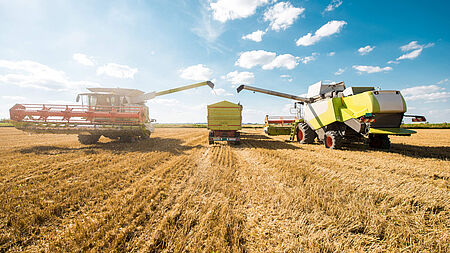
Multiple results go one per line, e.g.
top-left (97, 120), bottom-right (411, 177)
top-left (0, 128), bottom-right (448, 252)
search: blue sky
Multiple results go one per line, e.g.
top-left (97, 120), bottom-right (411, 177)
top-left (0, 0), bottom-right (449, 123)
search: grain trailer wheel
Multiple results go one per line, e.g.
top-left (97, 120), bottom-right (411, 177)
top-left (297, 123), bottom-right (316, 144)
top-left (368, 134), bottom-right (391, 150)
top-left (208, 131), bottom-right (214, 145)
top-left (324, 131), bottom-right (342, 149)
top-left (78, 134), bottom-right (100, 145)
top-left (234, 131), bottom-right (241, 145)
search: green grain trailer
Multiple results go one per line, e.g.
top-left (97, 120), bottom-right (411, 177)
top-left (207, 101), bottom-right (242, 145)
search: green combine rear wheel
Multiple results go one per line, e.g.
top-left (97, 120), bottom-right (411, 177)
top-left (369, 134), bottom-right (391, 150)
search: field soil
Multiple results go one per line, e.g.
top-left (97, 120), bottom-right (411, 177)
top-left (0, 128), bottom-right (449, 252)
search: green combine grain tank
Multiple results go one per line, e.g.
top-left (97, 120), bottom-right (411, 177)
top-left (237, 81), bottom-right (426, 150)
top-left (207, 101), bottom-right (242, 145)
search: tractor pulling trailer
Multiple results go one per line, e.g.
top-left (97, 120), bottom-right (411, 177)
top-left (237, 81), bottom-right (425, 150)
top-left (10, 81), bottom-right (214, 144)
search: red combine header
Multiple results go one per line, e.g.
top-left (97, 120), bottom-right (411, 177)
top-left (10, 104), bottom-right (145, 124)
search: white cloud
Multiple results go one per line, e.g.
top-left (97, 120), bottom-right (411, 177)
top-left (148, 98), bottom-right (180, 106)
top-left (401, 85), bottom-right (444, 96)
top-left (242, 30), bottom-right (266, 42)
top-left (396, 48), bottom-right (423, 60)
top-left (211, 88), bottom-right (234, 96)
top-left (401, 85), bottom-right (449, 102)
top-left (280, 74), bottom-right (293, 82)
top-left (437, 78), bottom-right (448, 85)
top-left (0, 59), bottom-right (100, 91)
top-left (179, 64), bottom-right (213, 81)
top-left (223, 71), bottom-right (255, 84)
top-left (395, 41), bottom-right (434, 61)
top-left (235, 50), bottom-right (276, 69)
top-left (299, 53), bottom-right (318, 64)
top-left (210, 0), bottom-right (269, 22)
top-left (334, 68), bottom-right (345, 75)
top-left (262, 54), bottom-right (299, 70)
top-left (97, 63), bottom-right (137, 79)
top-left (73, 53), bottom-right (95, 66)
top-left (323, 0), bottom-right (343, 13)
top-left (296, 20), bottom-right (347, 46)
top-left (235, 50), bottom-right (300, 70)
top-left (352, 65), bottom-right (392, 74)
top-left (400, 41), bottom-right (422, 52)
top-left (1, 95), bottom-right (25, 101)
top-left (263, 2), bottom-right (305, 31)
top-left (358, 45), bottom-right (375, 55)
top-left (327, 52), bottom-right (335, 56)
top-left (387, 60), bottom-right (399, 64)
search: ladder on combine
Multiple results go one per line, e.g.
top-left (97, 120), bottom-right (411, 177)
top-left (288, 120), bottom-right (301, 142)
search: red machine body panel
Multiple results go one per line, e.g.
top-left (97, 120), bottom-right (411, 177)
top-left (10, 104), bottom-right (145, 125)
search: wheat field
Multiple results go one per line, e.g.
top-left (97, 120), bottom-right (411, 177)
top-left (0, 127), bottom-right (448, 252)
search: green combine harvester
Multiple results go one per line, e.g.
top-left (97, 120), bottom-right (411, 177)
top-left (237, 81), bottom-right (425, 150)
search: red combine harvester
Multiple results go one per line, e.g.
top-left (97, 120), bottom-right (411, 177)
top-left (10, 81), bottom-right (214, 144)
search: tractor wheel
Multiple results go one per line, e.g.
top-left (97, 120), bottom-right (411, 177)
top-left (78, 134), bottom-right (100, 145)
top-left (369, 134), bottom-right (391, 150)
top-left (140, 133), bottom-right (151, 140)
top-left (297, 123), bottom-right (316, 144)
top-left (324, 131), bottom-right (342, 149)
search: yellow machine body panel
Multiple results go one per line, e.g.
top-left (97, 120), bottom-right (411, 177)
top-left (369, 128), bottom-right (416, 135)
top-left (305, 91), bottom-right (407, 131)
top-left (207, 101), bottom-right (242, 131)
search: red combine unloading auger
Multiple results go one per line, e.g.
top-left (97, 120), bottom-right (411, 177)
top-left (10, 81), bottom-right (214, 144)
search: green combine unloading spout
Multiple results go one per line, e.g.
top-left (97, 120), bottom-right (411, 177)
top-left (237, 85), bottom-right (310, 103)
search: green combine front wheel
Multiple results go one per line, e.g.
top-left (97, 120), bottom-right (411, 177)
top-left (297, 123), bottom-right (316, 144)
top-left (324, 131), bottom-right (342, 149)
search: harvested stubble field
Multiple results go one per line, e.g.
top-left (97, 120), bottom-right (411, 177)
top-left (0, 128), bottom-right (449, 252)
